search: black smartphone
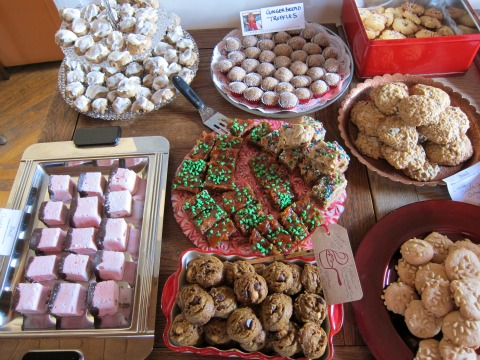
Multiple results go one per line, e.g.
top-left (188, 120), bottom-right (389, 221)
top-left (23, 351), bottom-right (82, 360)
top-left (73, 126), bottom-right (122, 147)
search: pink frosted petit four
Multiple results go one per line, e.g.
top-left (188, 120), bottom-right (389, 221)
top-left (70, 196), bottom-right (102, 228)
top-left (97, 218), bottom-right (130, 251)
top-left (59, 253), bottom-right (93, 282)
top-left (87, 280), bottom-right (119, 317)
top-left (49, 282), bottom-right (87, 317)
top-left (108, 168), bottom-right (139, 194)
top-left (78, 172), bottom-right (106, 198)
top-left (13, 283), bottom-right (51, 314)
top-left (25, 255), bottom-right (59, 282)
top-left (105, 190), bottom-right (132, 218)
top-left (39, 201), bottom-right (69, 229)
top-left (94, 250), bottom-right (125, 281)
top-left (29, 228), bottom-right (66, 254)
top-left (65, 227), bottom-right (98, 255)
top-left (48, 175), bottom-right (76, 202)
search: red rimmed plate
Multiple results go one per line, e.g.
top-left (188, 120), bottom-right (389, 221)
top-left (161, 248), bottom-right (344, 360)
top-left (338, 73), bottom-right (480, 186)
top-left (171, 119), bottom-right (346, 256)
top-left (352, 200), bottom-right (480, 360)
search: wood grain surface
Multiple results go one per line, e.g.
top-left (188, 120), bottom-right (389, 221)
top-left (1, 27), bottom-right (479, 360)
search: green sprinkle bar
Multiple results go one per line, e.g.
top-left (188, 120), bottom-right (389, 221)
top-left (298, 158), bottom-right (324, 185)
top-left (249, 228), bottom-right (274, 255)
top-left (206, 217), bottom-right (237, 248)
top-left (255, 214), bottom-right (282, 236)
top-left (279, 207), bottom-right (309, 242)
top-left (259, 130), bottom-right (281, 156)
top-left (214, 134), bottom-right (243, 150)
top-left (193, 205), bottom-right (228, 234)
top-left (278, 148), bottom-right (303, 172)
top-left (172, 159), bottom-right (207, 194)
top-left (221, 183), bottom-right (257, 215)
top-left (289, 198), bottom-right (324, 232)
top-left (264, 227), bottom-right (293, 254)
top-left (266, 184), bottom-right (295, 211)
top-left (204, 162), bottom-right (236, 192)
top-left (233, 203), bottom-right (265, 236)
top-left (209, 148), bottom-right (240, 164)
top-left (190, 131), bottom-right (216, 160)
top-left (227, 118), bottom-right (256, 137)
top-left (182, 190), bottom-right (217, 219)
top-left (246, 121), bottom-right (273, 146)
top-left (311, 173), bottom-right (348, 209)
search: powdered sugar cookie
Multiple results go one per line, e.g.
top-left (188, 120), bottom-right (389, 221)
top-left (370, 82), bottom-right (409, 115)
top-left (396, 258), bottom-right (418, 287)
top-left (404, 300), bottom-right (442, 338)
top-left (415, 262), bottom-right (448, 294)
top-left (423, 232), bottom-right (454, 263)
top-left (383, 281), bottom-right (418, 315)
top-left (441, 311), bottom-right (480, 348)
top-left (450, 278), bottom-right (480, 320)
top-left (445, 248), bottom-right (480, 281)
top-left (414, 339), bottom-right (441, 360)
top-left (421, 279), bottom-right (455, 317)
top-left (400, 238), bottom-right (434, 266)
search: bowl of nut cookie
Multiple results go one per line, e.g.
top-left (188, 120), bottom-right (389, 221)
top-left (338, 73), bottom-right (480, 186)
top-left (341, 0), bottom-right (480, 77)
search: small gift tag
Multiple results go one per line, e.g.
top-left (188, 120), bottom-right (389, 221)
top-left (444, 162), bottom-right (480, 206)
top-left (240, 3), bottom-right (305, 36)
top-left (311, 223), bottom-right (363, 305)
top-left (0, 208), bottom-right (22, 256)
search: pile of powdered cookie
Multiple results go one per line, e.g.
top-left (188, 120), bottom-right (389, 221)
top-left (351, 81), bottom-right (473, 181)
top-left (358, 1), bottom-right (478, 40)
top-left (382, 233), bottom-right (480, 359)
top-left (169, 255), bottom-right (329, 359)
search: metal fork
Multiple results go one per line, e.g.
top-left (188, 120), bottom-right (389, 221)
top-left (172, 75), bottom-right (231, 134)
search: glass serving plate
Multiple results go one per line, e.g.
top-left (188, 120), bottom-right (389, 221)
top-left (210, 24), bottom-right (354, 119)
top-left (0, 137), bottom-right (169, 360)
top-left (58, 30), bottom-right (200, 121)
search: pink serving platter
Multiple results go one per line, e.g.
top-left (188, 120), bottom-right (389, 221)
top-left (162, 248), bottom-right (344, 360)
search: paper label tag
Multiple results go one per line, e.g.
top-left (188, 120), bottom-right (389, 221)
top-left (0, 209), bottom-right (22, 256)
top-left (444, 162), bottom-right (480, 206)
top-left (311, 223), bottom-right (363, 305)
top-left (240, 3), bottom-right (305, 36)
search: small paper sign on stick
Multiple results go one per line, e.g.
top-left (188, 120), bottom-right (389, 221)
top-left (444, 162), bottom-right (480, 206)
top-left (311, 223), bottom-right (363, 305)
top-left (0, 209), bottom-right (22, 256)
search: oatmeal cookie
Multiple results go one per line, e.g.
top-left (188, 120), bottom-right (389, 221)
top-left (355, 132), bottom-right (383, 160)
top-left (263, 261), bottom-right (294, 293)
top-left (441, 106), bottom-right (470, 133)
top-left (300, 263), bottom-right (323, 294)
top-left (396, 258), bottom-right (418, 287)
top-left (209, 285), bottom-right (237, 318)
top-left (404, 300), bottom-right (442, 338)
top-left (444, 248), bottom-right (480, 281)
top-left (438, 337), bottom-right (477, 360)
top-left (425, 132), bottom-right (473, 166)
top-left (233, 272), bottom-right (268, 305)
top-left (415, 262), bottom-right (448, 295)
top-left (421, 279), bottom-right (455, 317)
top-left (168, 313), bottom-right (203, 346)
top-left (226, 307), bottom-right (263, 343)
top-left (400, 238), bottom-right (434, 266)
top-left (398, 95), bottom-right (442, 126)
top-left (350, 100), bottom-right (386, 136)
top-left (381, 144), bottom-right (426, 171)
top-left (415, 339), bottom-right (441, 360)
top-left (378, 115), bottom-right (418, 151)
top-left (409, 84), bottom-right (450, 110)
top-left (403, 160), bottom-right (440, 182)
top-left (298, 321), bottom-right (328, 359)
top-left (260, 293), bottom-right (293, 331)
top-left (441, 311), bottom-right (480, 348)
top-left (418, 115), bottom-right (460, 145)
top-left (383, 281), bottom-right (419, 315)
top-left (294, 292), bottom-right (327, 324)
top-left (269, 322), bottom-right (301, 357)
top-left (370, 82), bottom-right (409, 115)
top-left (423, 232), bottom-right (454, 263)
top-left (451, 278), bottom-right (480, 320)
top-left (185, 256), bottom-right (224, 288)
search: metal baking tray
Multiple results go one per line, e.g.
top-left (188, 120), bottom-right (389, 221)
top-left (0, 136), bottom-right (169, 359)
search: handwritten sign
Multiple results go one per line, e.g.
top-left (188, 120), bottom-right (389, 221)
top-left (240, 3), bottom-right (305, 36)
top-left (0, 209), bottom-right (22, 256)
top-left (311, 223), bottom-right (363, 305)
top-left (444, 162), bottom-right (480, 206)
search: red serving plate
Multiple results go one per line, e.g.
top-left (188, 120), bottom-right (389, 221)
top-left (341, 0), bottom-right (480, 78)
top-left (352, 200), bottom-right (480, 360)
top-left (162, 248), bottom-right (344, 360)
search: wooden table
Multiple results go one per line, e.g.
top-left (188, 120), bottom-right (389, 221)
top-left (38, 28), bottom-right (480, 360)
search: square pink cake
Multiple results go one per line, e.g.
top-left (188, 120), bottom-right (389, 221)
top-left (25, 255), bottom-right (59, 282)
top-left (105, 190), bottom-right (132, 218)
top-left (96, 286), bottom-right (133, 328)
top-left (65, 227), bottom-right (98, 255)
top-left (94, 251), bottom-right (125, 281)
top-left (59, 253), bottom-right (92, 282)
top-left (48, 175), bottom-right (76, 202)
top-left (13, 283), bottom-right (51, 314)
top-left (87, 280), bottom-right (119, 317)
top-left (29, 228), bottom-right (66, 253)
top-left (108, 168), bottom-right (139, 194)
top-left (98, 218), bottom-right (130, 251)
top-left (49, 282), bottom-right (87, 317)
top-left (39, 201), bottom-right (69, 229)
top-left (78, 172), bottom-right (107, 198)
top-left (70, 196), bottom-right (102, 228)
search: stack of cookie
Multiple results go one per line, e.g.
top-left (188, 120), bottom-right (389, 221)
top-left (382, 233), bottom-right (480, 358)
top-left (351, 81), bottom-right (473, 181)
top-left (168, 255), bottom-right (330, 359)
top-left (358, 1), bottom-right (478, 40)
